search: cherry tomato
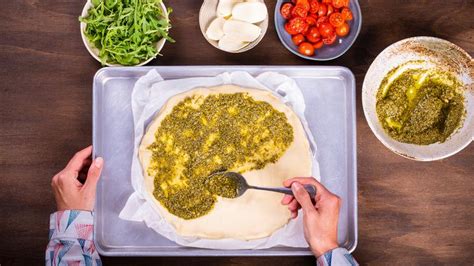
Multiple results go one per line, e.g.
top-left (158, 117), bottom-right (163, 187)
top-left (309, 0), bottom-right (319, 14)
top-left (285, 22), bottom-right (296, 35)
top-left (313, 40), bottom-right (324, 49)
top-left (329, 12), bottom-right (344, 27)
top-left (332, 0), bottom-right (346, 8)
top-left (318, 22), bottom-right (334, 38)
top-left (280, 3), bottom-right (294, 19)
top-left (316, 15), bottom-right (328, 28)
top-left (305, 16), bottom-right (317, 26)
top-left (341, 7), bottom-right (353, 20)
top-left (281, 0), bottom-right (351, 52)
top-left (336, 22), bottom-right (350, 36)
top-left (317, 3), bottom-right (327, 17)
top-left (292, 0), bottom-right (310, 17)
top-left (301, 25), bottom-right (310, 35)
top-left (305, 27), bottom-right (321, 43)
top-left (323, 31), bottom-right (337, 44)
top-left (292, 34), bottom-right (306, 45)
top-left (286, 17), bottom-right (308, 34)
top-left (327, 4), bottom-right (334, 16)
top-left (298, 42), bottom-right (315, 56)
top-left (295, 0), bottom-right (311, 10)
top-left (292, 5), bottom-right (308, 17)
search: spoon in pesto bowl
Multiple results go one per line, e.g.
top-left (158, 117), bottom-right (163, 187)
top-left (206, 171), bottom-right (317, 199)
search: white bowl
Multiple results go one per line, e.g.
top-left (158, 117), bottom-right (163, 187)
top-left (80, 0), bottom-right (168, 66)
top-left (362, 36), bottom-right (474, 161)
top-left (199, 0), bottom-right (268, 53)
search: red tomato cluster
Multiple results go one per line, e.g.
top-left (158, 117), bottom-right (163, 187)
top-left (280, 0), bottom-right (353, 56)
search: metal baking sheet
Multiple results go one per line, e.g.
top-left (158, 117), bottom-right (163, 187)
top-left (92, 66), bottom-right (357, 256)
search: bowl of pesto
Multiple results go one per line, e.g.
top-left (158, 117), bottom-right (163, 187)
top-left (362, 37), bottom-right (473, 161)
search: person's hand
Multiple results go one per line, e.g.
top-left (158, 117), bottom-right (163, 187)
top-left (281, 177), bottom-right (340, 257)
top-left (51, 146), bottom-right (104, 211)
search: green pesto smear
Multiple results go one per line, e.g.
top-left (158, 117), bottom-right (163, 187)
top-left (147, 92), bottom-right (294, 219)
top-left (376, 62), bottom-right (465, 145)
top-left (206, 173), bottom-right (240, 199)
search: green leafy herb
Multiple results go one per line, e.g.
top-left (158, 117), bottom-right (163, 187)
top-left (80, 0), bottom-right (174, 66)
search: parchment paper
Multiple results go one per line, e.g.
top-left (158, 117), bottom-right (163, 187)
top-left (119, 70), bottom-right (320, 249)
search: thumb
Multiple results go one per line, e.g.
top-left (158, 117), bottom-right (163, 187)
top-left (84, 157), bottom-right (104, 192)
top-left (291, 182), bottom-right (315, 214)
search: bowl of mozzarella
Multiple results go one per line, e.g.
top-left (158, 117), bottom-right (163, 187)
top-left (199, 0), bottom-right (268, 53)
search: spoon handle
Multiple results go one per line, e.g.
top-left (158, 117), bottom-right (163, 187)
top-left (249, 185), bottom-right (317, 199)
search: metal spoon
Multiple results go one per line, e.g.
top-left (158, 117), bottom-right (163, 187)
top-left (208, 171), bottom-right (317, 198)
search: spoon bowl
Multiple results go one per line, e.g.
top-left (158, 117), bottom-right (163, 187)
top-left (208, 171), bottom-right (317, 199)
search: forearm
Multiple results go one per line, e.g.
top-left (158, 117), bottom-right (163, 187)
top-left (316, 247), bottom-right (358, 266)
top-left (45, 210), bottom-right (101, 265)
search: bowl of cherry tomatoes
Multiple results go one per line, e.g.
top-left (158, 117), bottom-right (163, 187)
top-left (275, 0), bottom-right (361, 60)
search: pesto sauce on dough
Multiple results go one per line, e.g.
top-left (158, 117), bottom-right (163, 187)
top-left (376, 64), bottom-right (465, 145)
top-left (206, 173), bottom-right (239, 199)
top-left (147, 92), bottom-right (294, 219)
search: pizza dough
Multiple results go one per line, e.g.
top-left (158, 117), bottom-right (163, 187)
top-left (139, 85), bottom-right (312, 240)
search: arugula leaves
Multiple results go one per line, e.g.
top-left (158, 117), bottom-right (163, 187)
top-left (80, 0), bottom-right (174, 66)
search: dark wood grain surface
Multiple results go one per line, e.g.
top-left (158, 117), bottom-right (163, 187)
top-left (1, 0), bottom-right (473, 265)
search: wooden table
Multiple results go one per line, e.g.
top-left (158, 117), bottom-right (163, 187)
top-left (1, 0), bottom-right (473, 265)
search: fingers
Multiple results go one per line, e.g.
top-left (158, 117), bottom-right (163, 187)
top-left (288, 199), bottom-right (300, 219)
top-left (319, 193), bottom-right (342, 214)
top-left (83, 157), bottom-right (104, 193)
top-left (65, 146), bottom-right (93, 172)
top-left (283, 177), bottom-right (310, 187)
top-left (282, 195), bottom-right (302, 219)
top-left (51, 171), bottom-right (82, 190)
top-left (290, 210), bottom-right (298, 219)
top-left (281, 194), bottom-right (294, 205)
top-left (288, 198), bottom-right (300, 212)
top-left (282, 194), bottom-right (301, 219)
top-left (284, 177), bottom-right (341, 216)
top-left (284, 177), bottom-right (329, 198)
top-left (291, 182), bottom-right (315, 215)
